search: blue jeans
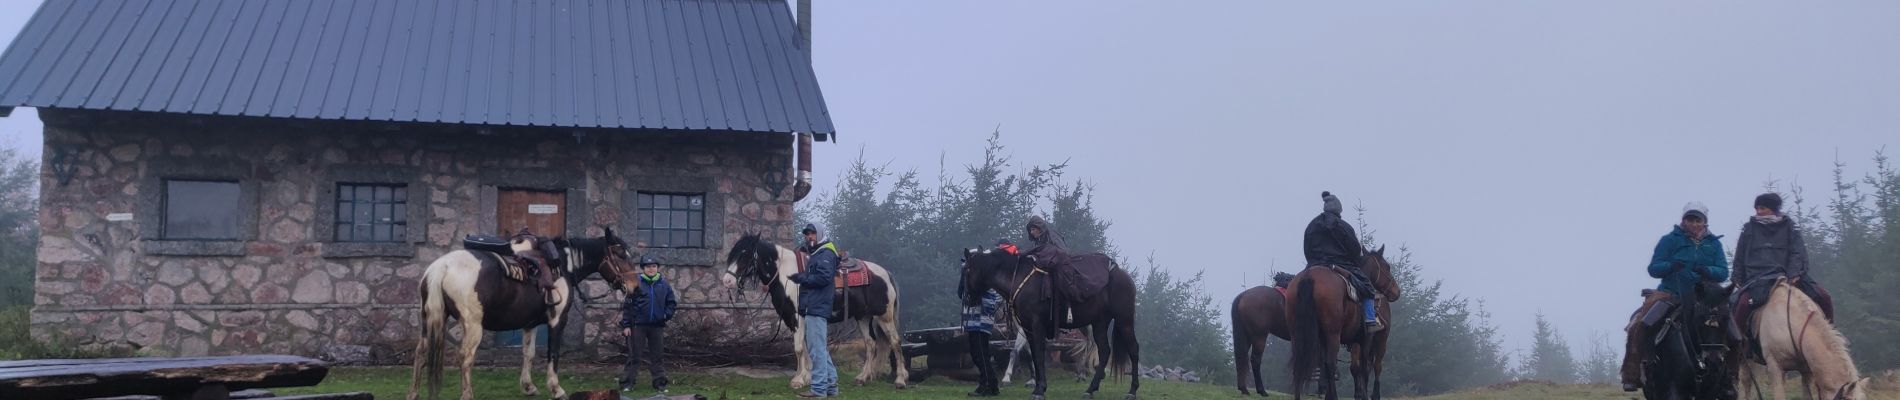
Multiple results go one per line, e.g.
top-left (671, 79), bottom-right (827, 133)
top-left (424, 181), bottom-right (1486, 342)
top-left (804, 315), bottom-right (839, 397)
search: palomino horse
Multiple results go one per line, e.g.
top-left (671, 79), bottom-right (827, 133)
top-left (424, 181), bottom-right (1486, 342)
top-left (1232, 282), bottom-right (1294, 397)
top-left (407, 228), bottom-right (641, 400)
top-left (718, 234), bottom-right (910, 389)
top-left (1288, 247), bottom-right (1401, 400)
top-left (962, 248), bottom-right (1139, 400)
top-left (1738, 278), bottom-right (1869, 400)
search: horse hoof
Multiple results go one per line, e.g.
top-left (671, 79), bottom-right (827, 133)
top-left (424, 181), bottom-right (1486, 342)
top-left (853, 378), bottom-right (866, 386)
top-left (894, 382), bottom-right (909, 390)
top-left (521, 387), bottom-right (538, 396)
top-left (547, 390), bottom-right (565, 400)
top-left (1083, 393), bottom-right (1094, 400)
top-left (1031, 395), bottom-right (1045, 400)
top-left (1122, 394), bottom-right (1137, 400)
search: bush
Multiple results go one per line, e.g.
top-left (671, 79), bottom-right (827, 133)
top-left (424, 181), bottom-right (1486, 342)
top-left (0, 305), bottom-right (134, 360)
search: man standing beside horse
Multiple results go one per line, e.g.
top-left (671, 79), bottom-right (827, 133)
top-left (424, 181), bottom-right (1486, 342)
top-left (792, 224), bottom-right (842, 398)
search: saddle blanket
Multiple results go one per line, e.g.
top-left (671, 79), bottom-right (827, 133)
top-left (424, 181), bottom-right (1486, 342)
top-left (474, 251), bottom-right (531, 283)
top-left (1055, 253), bottom-right (1115, 303)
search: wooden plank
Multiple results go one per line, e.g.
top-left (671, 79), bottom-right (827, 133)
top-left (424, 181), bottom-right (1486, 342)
top-left (0, 355), bottom-right (328, 400)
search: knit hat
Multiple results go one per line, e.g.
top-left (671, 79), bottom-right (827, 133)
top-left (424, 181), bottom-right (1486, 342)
top-left (639, 256), bottom-right (661, 267)
top-left (1754, 193), bottom-right (1783, 213)
top-left (1322, 191), bottom-right (1343, 215)
top-left (1681, 202), bottom-right (1709, 221)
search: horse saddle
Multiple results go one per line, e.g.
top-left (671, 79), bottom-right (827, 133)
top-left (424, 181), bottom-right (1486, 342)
top-left (465, 233), bottom-right (554, 305)
top-left (1316, 265), bottom-right (1371, 303)
top-left (794, 252), bottom-right (873, 289)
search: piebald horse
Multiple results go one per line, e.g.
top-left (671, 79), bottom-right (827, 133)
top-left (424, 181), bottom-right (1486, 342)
top-left (1738, 278), bottom-right (1869, 400)
top-left (719, 233), bottom-right (910, 389)
top-left (407, 228), bottom-right (641, 400)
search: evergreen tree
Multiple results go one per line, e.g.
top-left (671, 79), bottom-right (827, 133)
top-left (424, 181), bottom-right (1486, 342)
top-left (1520, 312), bottom-right (1579, 383)
top-left (0, 148), bottom-right (38, 306)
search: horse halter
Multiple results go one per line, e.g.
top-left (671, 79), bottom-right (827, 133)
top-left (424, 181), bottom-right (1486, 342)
top-left (598, 244), bottom-right (639, 291)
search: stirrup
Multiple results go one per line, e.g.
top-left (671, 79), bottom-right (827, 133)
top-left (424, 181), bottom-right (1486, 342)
top-left (1364, 319), bottom-right (1385, 333)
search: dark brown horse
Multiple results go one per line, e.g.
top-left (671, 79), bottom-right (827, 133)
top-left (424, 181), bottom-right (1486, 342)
top-left (407, 228), bottom-right (641, 400)
top-left (962, 248), bottom-right (1140, 400)
top-left (1232, 279), bottom-right (1294, 397)
top-left (1288, 247), bottom-right (1401, 400)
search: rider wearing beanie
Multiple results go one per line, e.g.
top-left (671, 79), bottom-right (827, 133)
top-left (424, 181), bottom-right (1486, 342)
top-left (1303, 191), bottom-right (1381, 332)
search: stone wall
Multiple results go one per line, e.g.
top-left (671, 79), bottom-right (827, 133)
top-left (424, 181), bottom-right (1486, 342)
top-left (31, 109), bottom-right (801, 363)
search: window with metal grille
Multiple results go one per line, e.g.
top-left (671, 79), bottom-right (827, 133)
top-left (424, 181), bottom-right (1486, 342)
top-left (335, 184), bottom-right (408, 242)
top-left (636, 192), bottom-right (705, 248)
top-left (161, 180), bottom-right (242, 240)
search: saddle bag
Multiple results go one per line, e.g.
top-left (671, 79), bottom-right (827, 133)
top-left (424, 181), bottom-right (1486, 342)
top-left (1642, 297), bottom-right (1677, 328)
top-left (463, 234), bottom-right (514, 255)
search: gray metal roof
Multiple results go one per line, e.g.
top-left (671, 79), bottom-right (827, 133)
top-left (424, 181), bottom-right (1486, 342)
top-left (0, 0), bottom-right (835, 136)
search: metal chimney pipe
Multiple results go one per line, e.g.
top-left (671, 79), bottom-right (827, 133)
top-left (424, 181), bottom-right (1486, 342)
top-left (797, 0), bottom-right (812, 56)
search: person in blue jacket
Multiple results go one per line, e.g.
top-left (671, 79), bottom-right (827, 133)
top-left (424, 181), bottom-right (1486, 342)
top-left (1620, 202), bottom-right (1728, 392)
top-left (619, 256), bottom-right (677, 394)
top-left (792, 224), bottom-right (840, 398)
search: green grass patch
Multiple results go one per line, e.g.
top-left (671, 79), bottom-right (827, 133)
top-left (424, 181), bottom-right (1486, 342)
top-left (280, 366), bottom-right (1265, 399)
top-left (0, 305), bottom-right (136, 360)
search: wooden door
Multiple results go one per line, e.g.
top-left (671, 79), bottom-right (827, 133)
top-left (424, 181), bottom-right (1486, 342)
top-left (494, 189), bottom-right (563, 348)
top-left (496, 189), bottom-right (565, 238)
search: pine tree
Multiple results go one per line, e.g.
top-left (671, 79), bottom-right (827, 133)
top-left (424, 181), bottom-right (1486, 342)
top-left (1520, 312), bottom-right (1579, 383)
top-left (0, 148), bottom-right (39, 306)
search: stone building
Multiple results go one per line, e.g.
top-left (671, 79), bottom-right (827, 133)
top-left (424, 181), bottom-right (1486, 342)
top-left (0, 0), bottom-right (831, 361)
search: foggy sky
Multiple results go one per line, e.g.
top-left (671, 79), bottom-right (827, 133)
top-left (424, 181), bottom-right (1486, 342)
top-left (3, 1), bottom-right (1897, 364)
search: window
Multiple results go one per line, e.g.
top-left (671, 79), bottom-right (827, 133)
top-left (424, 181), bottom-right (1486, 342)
top-left (637, 192), bottom-right (704, 248)
top-left (335, 184), bottom-right (408, 242)
top-left (162, 180), bottom-right (242, 240)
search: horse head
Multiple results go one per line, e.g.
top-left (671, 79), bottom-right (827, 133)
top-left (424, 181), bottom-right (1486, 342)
top-left (557, 227), bottom-right (641, 294)
top-left (1360, 245), bottom-right (1402, 301)
top-left (960, 247), bottom-right (1018, 306)
top-left (721, 232), bottom-right (779, 289)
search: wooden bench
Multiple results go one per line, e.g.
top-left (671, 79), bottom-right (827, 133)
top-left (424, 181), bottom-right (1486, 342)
top-left (0, 355), bottom-right (371, 400)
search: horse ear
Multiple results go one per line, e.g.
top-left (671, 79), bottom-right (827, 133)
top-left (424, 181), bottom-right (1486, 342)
top-left (1375, 245), bottom-right (1386, 255)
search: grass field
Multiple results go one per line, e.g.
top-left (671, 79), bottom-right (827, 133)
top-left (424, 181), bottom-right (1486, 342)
top-left (277, 366), bottom-right (1900, 399)
top-left (277, 366), bottom-right (1253, 399)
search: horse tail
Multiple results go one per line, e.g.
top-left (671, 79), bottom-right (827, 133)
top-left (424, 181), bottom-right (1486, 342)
top-left (420, 259), bottom-right (449, 400)
top-left (1231, 293), bottom-right (1250, 390)
top-left (1290, 274), bottom-right (1323, 393)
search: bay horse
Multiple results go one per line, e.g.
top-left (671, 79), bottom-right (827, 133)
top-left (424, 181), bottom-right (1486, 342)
top-left (407, 228), bottom-right (641, 400)
top-left (962, 248), bottom-right (1139, 400)
top-left (1232, 280), bottom-right (1294, 397)
top-left (1738, 278), bottom-right (1868, 400)
top-left (1288, 247), bottom-right (1400, 400)
top-left (718, 233), bottom-right (910, 389)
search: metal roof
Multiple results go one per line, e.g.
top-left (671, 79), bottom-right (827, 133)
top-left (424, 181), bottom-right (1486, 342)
top-left (0, 0), bottom-right (835, 136)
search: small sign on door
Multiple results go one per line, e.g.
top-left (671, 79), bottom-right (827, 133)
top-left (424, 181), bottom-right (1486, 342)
top-left (106, 213), bottom-right (134, 222)
top-left (528, 204), bottom-right (559, 214)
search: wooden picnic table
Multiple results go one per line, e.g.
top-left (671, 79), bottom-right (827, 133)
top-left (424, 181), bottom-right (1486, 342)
top-left (0, 355), bottom-right (368, 400)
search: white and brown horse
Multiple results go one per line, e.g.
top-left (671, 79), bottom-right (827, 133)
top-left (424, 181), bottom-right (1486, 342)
top-left (1738, 278), bottom-right (1869, 400)
top-left (719, 233), bottom-right (910, 389)
top-left (407, 228), bottom-right (641, 400)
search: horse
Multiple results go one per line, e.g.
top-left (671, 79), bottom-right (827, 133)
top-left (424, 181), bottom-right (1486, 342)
top-left (407, 228), bottom-right (642, 400)
top-left (962, 248), bottom-right (1140, 400)
top-left (1738, 278), bottom-right (1868, 400)
top-left (1001, 327), bottom-right (1100, 387)
top-left (1233, 283), bottom-right (1294, 397)
top-left (1641, 280), bottom-right (1737, 400)
top-left (1287, 247), bottom-right (1400, 400)
top-left (718, 233), bottom-right (910, 389)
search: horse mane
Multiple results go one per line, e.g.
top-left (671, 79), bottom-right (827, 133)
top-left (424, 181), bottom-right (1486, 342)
top-left (1779, 282), bottom-right (1857, 380)
top-left (1361, 249), bottom-right (1402, 300)
top-left (725, 233), bottom-right (779, 282)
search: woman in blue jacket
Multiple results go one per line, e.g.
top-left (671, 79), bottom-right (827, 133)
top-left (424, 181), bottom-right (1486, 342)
top-left (1620, 202), bottom-right (1728, 392)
